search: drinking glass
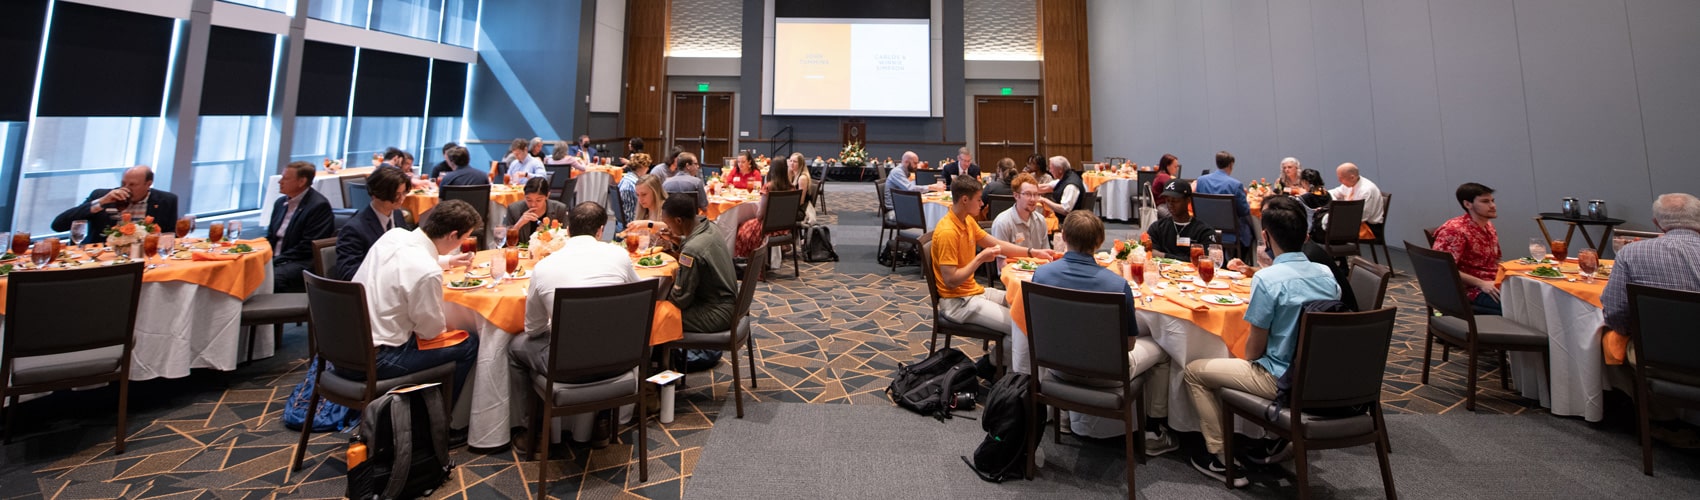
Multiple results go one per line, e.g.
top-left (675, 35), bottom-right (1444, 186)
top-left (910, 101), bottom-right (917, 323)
top-left (460, 236), bottom-right (478, 255)
top-left (142, 233), bottom-right (160, 259)
top-left (1529, 237), bottom-right (1548, 261)
top-left (1128, 252), bottom-right (1146, 288)
top-left (156, 234), bottom-right (174, 267)
top-left (625, 233), bottom-right (640, 254)
top-left (228, 220), bottom-right (243, 241)
top-left (491, 252), bottom-right (507, 281)
top-left (208, 222), bottom-right (225, 243)
top-left (1578, 249), bottom-right (1600, 283)
top-left (12, 232), bottom-right (30, 258)
top-left (1198, 258), bottom-right (1216, 284)
top-left (1207, 244), bottom-right (1224, 268)
top-left (31, 241), bottom-right (52, 268)
top-left (70, 220), bottom-right (87, 248)
top-left (490, 212), bottom-right (508, 249)
top-left (506, 226), bottom-right (520, 248)
top-left (1550, 239), bottom-right (1568, 261)
top-left (176, 215), bottom-right (194, 239)
top-left (504, 247), bottom-right (520, 275)
top-left (1189, 244), bottom-right (1205, 270)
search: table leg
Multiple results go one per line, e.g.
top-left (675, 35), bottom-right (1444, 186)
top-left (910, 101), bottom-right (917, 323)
top-left (1576, 225), bottom-right (1599, 253)
top-left (1533, 217), bottom-right (1556, 248)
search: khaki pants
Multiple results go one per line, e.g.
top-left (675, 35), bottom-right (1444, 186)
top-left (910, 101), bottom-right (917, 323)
top-left (1185, 357), bottom-right (1279, 457)
top-left (937, 288), bottom-right (1011, 335)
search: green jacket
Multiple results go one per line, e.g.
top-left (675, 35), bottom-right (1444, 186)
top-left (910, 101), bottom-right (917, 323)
top-left (670, 216), bottom-right (738, 316)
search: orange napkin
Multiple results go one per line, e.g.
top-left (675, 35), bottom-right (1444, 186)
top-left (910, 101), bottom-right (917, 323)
top-left (418, 329), bottom-right (470, 350)
top-left (192, 252), bottom-right (239, 261)
top-left (1165, 294), bottom-right (1209, 312)
top-left (1603, 327), bottom-right (1628, 365)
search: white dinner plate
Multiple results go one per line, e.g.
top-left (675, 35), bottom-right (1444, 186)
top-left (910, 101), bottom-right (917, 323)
top-left (1201, 294), bottom-right (1244, 306)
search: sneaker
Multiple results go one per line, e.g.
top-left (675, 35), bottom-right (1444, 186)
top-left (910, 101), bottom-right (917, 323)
top-left (1245, 438), bottom-right (1293, 464)
top-left (1144, 428), bottom-right (1179, 457)
top-left (1191, 454), bottom-right (1250, 488)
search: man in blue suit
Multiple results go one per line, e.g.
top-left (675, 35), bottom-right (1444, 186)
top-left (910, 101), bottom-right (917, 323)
top-left (333, 166), bottom-right (419, 280)
top-left (1193, 151), bottom-right (1254, 255)
top-left (52, 165), bottom-right (179, 242)
top-left (268, 161), bottom-right (336, 292)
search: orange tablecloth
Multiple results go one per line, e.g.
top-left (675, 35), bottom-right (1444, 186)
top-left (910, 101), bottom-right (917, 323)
top-left (441, 248), bottom-right (682, 345)
top-left (1083, 173), bottom-right (1135, 192)
top-left (1498, 259), bottom-right (1610, 308)
top-left (1001, 259), bottom-right (1253, 359)
top-left (573, 165), bottom-right (624, 180)
top-left (403, 185), bottom-right (526, 217)
top-left (705, 194), bottom-right (760, 220)
top-left (0, 239), bottom-right (273, 315)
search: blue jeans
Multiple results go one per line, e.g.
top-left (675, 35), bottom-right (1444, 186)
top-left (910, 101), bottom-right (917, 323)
top-left (1471, 292), bottom-right (1503, 316)
top-left (333, 335), bottom-right (480, 398)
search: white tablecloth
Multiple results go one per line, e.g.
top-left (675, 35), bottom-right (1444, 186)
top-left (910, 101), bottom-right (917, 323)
top-left (1501, 276), bottom-right (1607, 421)
top-left (1095, 178), bottom-right (1137, 221)
top-left (715, 201), bottom-right (762, 257)
top-left (260, 168), bottom-right (370, 222)
top-left (1137, 309), bottom-right (1269, 437)
top-left (2, 266), bottom-right (276, 382)
top-left (574, 171), bottom-right (613, 209)
top-left (923, 202), bottom-right (950, 232)
top-left (443, 301), bottom-right (526, 449)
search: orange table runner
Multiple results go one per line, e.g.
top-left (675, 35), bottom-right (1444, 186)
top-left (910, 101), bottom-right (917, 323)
top-left (1497, 259), bottom-right (1610, 308)
top-left (1083, 173), bottom-right (1135, 192)
top-left (573, 165), bottom-right (624, 180)
top-left (441, 249), bottom-right (682, 345)
top-left (0, 239), bottom-right (273, 315)
top-left (403, 186), bottom-right (526, 217)
top-left (1001, 259), bottom-right (1253, 359)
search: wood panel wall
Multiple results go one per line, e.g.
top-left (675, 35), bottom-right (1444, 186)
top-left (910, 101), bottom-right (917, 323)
top-left (1037, 0), bottom-right (1093, 165)
top-left (623, 0), bottom-right (669, 145)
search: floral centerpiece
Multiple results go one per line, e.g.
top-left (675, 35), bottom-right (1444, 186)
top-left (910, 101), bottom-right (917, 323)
top-left (1245, 177), bottom-right (1275, 208)
top-left (104, 214), bottom-right (158, 248)
top-left (526, 217), bottom-right (570, 258)
top-left (839, 141), bottom-right (869, 168)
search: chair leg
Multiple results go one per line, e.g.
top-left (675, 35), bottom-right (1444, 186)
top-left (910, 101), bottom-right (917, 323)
top-left (730, 348), bottom-right (745, 418)
top-left (1053, 406), bottom-right (1062, 444)
top-left (2, 394), bottom-right (14, 445)
top-left (1466, 347), bottom-right (1479, 412)
top-left (790, 242), bottom-right (800, 278)
top-left (1294, 439), bottom-right (1311, 500)
top-left (1123, 411), bottom-right (1137, 497)
top-left (273, 325), bottom-right (284, 356)
top-left (1420, 333), bottom-right (1434, 385)
top-left (1373, 405), bottom-right (1392, 454)
top-left (637, 388), bottom-right (650, 482)
top-left (1638, 380), bottom-right (1655, 476)
top-left (537, 405), bottom-right (553, 499)
top-left (115, 377), bottom-right (130, 454)
top-left (1499, 351), bottom-right (1511, 390)
top-left (747, 335), bottom-right (759, 389)
top-left (1374, 419), bottom-right (1397, 499)
top-left (1220, 405), bottom-right (1238, 489)
top-left (291, 393), bottom-right (321, 471)
top-left (1442, 345), bottom-right (1450, 362)
top-left (245, 325), bottom-right (258, 364)
top-left (1133, 391), bottom-right (1148, 464)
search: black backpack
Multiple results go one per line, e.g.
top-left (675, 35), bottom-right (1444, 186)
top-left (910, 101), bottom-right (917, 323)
top-left (877, 239), bottom-right (920, 267)
top-left (803, 225), bottom-right (839, 262)
top-left (347, 384), bottom-right (455, 500)
top-left (886, 347), bottom-right (979, 420)
top-left (963, 372), bottom-right (1032, 482)
top-left (1266, 299), bottom-right (1370, 420)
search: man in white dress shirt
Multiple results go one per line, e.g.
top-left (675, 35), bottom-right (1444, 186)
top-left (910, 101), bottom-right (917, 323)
top-left (342, 199), bottom-right (484, 404)
top-left (507, 138), bottom-right (548, 184)
top-left (509, 201), bottom-right (642, 446)
top-left (1328, 162), bottom-right (1385, 239)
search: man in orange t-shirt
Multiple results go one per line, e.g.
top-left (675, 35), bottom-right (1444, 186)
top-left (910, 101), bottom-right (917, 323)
top-left (931, 177), bottom-right (1060, 339)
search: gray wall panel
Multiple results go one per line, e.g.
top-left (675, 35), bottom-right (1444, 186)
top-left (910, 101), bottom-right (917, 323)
top-left (1226, 1), bottom-right (1279, 172)
top-left (1516, 0), bottom-right (1653, 237)
top-left (1311, 0), bottom-right (1378, 177)
top-left (1087, 0), bottom-right (1138, 160)
top-left (1626, 0), bottom-right (1700, 223)
top-left (1268, 0), bottom-right (1324, 169)
top-left (1200, 0), bottom-right (1237, 174)
top-left (1363, 0), bottom-right (1450, 246)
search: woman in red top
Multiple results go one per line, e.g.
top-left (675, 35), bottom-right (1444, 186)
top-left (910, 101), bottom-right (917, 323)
top-left (1431, 182), bottom-right (1503, 315)
top-left (726, 151), bottom-right (764, 189)
top-left (1152, 153), bottom-right (1178, 201)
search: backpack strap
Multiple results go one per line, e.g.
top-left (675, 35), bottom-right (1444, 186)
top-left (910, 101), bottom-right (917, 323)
top-left (383, 394), bottom-right (414, 499)
top-left (421, 389), bottom-right (451, 468)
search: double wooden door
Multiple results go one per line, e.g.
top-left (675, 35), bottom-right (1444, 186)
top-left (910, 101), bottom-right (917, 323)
top-left (671, 92), bottom-right (734, 167)
top-left (974, 96), bottom-right (1038, 165)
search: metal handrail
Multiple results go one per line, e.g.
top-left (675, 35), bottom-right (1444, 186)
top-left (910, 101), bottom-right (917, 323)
top-left (768, 126), bottom-right (793, 159)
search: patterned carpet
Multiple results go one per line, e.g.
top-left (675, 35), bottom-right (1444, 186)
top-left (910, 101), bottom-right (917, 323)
top-left (0, 183), bottom-right (1568, 499)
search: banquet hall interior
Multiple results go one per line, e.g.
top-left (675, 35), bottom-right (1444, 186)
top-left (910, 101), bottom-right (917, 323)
top-left (1, 0), bottom-right (1698, 498)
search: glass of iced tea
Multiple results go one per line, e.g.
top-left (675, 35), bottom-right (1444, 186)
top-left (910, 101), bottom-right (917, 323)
top-left (1189, 244), bottom-right (1205, 269)
top-left (1129, 254), bottom-right (1146, 287)
top-left (504, 247), bottom-right (520, 275)
top-left (176, 215), bottom-right (194, 239)
top-left (143, 233), bottom-right (160, 259)
top-left (506, 226), bottom-right (520, 247)
top-left (12, 232), bottom-right (30, 257)
top-left (460, 236), bottom-right (478, 255)
top-left (1550, 239), bottom-right (1568, 261)
top-left (1197, 258), bottom-right (1216, 284)
top-left (1577, 249), bottom-right (1600, 283)
top-left (208, 222), bottom-right (225, 243)
top-left (625, 234), bottom-right (640, 254)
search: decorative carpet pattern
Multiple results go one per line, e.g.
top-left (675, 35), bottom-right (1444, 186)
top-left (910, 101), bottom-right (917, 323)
top-left (0, 183), bottom-right (1618, 500)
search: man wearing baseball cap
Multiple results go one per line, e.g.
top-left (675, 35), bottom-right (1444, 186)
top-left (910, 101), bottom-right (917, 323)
top-left (1146, 179), bottom-right (1221, 258)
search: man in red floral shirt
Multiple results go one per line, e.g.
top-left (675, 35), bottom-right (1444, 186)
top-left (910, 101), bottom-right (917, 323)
top-left (1432, 182), bottom-right (1503, 315)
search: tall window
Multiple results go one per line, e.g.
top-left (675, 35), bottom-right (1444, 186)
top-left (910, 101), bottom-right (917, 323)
top-left (372, 0), bottom-right (441, 41)
top-left (308, 0), bottom-right (369, 27)
top-left (218, 0), bottom-right (289, 12)
top-left (190, 26), bottom-right (277, 216)
top-left (349, 48), bottom-right (429, 170)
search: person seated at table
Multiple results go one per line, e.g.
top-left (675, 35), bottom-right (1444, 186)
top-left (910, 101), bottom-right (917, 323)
top-left (618, 154), bottom-right (650, 231)
top-left (651, 146), bottom-right (682, 179)
top-left (1151, 154), bottom-right (1179, 203)
top-left (568, 134), bottom-right (598, 162)
top-left (546, 140), bottom-right (589, 173)
top-left (982, 158), bottom-right (1016, 197)
top-left (438, 146), bottom-right (488, 187)
top-left (884, 151), bottom-right (946, 211)
top-left (991, 173), bottom-right (1050, 251)
top-left (1433, 182), bottom-right (1503, 315)
top-left (1035, 156), bottom-right (1087, 217)
top-left (616, 137), bottom-right (643, 167)
top-left (943, 146), bottom-right (981, 187)
top-left (1145, 180), bottom-right (1220, 258)
top-left (1296, 168), bottom-right (1333, 241)
top-left (1029, 210), bottom-right (1177, 452)
top-left (1274, 157), bottom-right (1303, 193)
top-left (659, 196), bottom-right (738, 333)
top-left (725, 151), bottom-right (764, 190)
top-left (504, 137), bottom-right (545, 164)
top-left (932, 177), bottom-right (1061, 341)
top-left (1328, 162), bottom-right (1385, 239)
top-left (734, 155), bottom-right (799, 259)
top-left (343, 198), bottom-right (483, 442)
top-left (267, 161), bottom-right (335, 293)
top-left (662, 152), bottom-right (709, 211)
top-left (621, 175), bottom-right (671, 240)
top-left (510, 200), bottom-right (639, 448)
top-left (377, 147), bottom-right (405, 170)
top-left (506, 138), bottom-right (547, 184)
top-left (333, 166), bottom-right (421, 280)
top-left (1601, 193), bottom-right (1700, 447)
top-left (787, 152), bottom-right (814, 216)
top-left (429, 142), bottom-right (458, 182)
top-left (1184, 196), bottom-right (1340, 485)
top-left (1195, 151), bottom-right (1254, 256)
top-left (51, 165), bottom-right (180, 241)
top-left (506, 177), bottom-right (570, 243)
top-left (1024, 153), bottom-right (1053, 185)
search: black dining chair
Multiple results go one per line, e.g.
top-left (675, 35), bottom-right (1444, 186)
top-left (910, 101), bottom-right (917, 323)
top-left (1191, 193), bottom-right (1242, 260)
top-left (544, 165), bottom-right (574, 200)
top-left (889, 190), bottom-right (929, 272)
top-left (1347, 256), bottom-right (1393, 313)
top-left (1323, 199), bottom-right (1366, 263)
top-left (1405, 242), bottom-right (1549, 411)
top-left (1022, 281), bottom-right (1147, 492)
top-left (760, 190), bottom-right (805, 279)
top-left (1627, 284), bottom-right (1700, 476)
top-left (1219, 307), bottom-right (1400, 499)
top-left (876, 183), bottom-right (900, 253)
top-left (0, 262), bottom-right (144, 453)
top-left (439, 184), bottom-right (492, 248)
top-left (344, 180), bottom-right (372, 210)
top-left (1358, 193), bottom-right (1394, 267)
top-left (527, 279), bottom-right (658, 495)
top-left (667, 246), bottom-right (767, 418)
top-left (915, 168), bottom-right (942, 186)
top-left (292, 272), bottom-right (456, 471)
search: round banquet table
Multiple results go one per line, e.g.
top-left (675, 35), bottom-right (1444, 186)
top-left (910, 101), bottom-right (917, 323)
top-left (1001, 259), bottom-right (1266, 437)
top-left (707, 194), bottom-right (763, 256)
top-left (441, 247), bottom-right (682, 448)
top-left (1499, 259), bottom-right (1611, 422)
top-left (1086, 175), bottom-right (1138, 221)
top-left (0, 239), bottom-right (276, 382)
top-left (574, 169), bottom-right (617, 209)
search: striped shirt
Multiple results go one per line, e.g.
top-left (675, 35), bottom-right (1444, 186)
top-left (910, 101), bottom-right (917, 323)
top-left (1602, 228), bottom-right (1700, 336)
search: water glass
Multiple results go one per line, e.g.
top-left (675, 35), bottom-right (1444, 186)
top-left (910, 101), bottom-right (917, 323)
top-left (0, 232), bottom-right (10, 256)
top-left (157, 234), bottom-right (175, 266)
top-left (1529, 237), bottom-right (1548, 261)
top-left (490, 212), bottom-right (509, 248)
top-left (228, 220), bottom-right (243, 241)
top-left (70, 220), bottom-right (87, 248)
top-left (1207, 244), bottom-right (1224, 268)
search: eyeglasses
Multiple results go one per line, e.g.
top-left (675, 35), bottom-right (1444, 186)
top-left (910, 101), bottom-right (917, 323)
top-left (1017, 191), bottom-right (1040, 198)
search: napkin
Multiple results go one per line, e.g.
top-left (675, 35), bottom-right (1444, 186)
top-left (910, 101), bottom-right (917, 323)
top-left (1165, 294), bottom-right (1209, 312)
top-left (418, 329), bottom-right (471, 350)
top-left (192, 252), bottom-right (239, 261)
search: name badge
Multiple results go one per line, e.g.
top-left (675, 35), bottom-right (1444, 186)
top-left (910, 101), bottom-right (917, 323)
top-left (1177, 236), bottom-right (1191, 247)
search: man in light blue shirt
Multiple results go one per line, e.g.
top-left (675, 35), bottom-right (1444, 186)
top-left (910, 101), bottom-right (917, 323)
top-left (883, 151), bottom-right (944, 211)
top-left (1183, 196), bottom-right (1339, 485)
top-left (506, 138), bottom-right (547, 184)
top-left (1193, 150), bottom-right (1254, 253)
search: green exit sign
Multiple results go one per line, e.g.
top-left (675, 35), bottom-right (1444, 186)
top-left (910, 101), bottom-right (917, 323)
top-left (1000, 87), bottom-right (1013, 95)
top-left (697, 82), bottom-right (710, 92)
